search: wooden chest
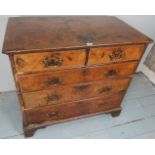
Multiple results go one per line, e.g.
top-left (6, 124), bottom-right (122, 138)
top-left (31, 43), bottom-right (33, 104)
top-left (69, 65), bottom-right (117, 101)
top-left (2, 16), bottom-right (153, 137)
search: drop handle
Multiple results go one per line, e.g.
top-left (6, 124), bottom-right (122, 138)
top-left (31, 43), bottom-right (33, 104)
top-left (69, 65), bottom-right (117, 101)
top-left (109, 48), bottom-right (125, 61)
top-left (43, 56), bottom-right (63, 67)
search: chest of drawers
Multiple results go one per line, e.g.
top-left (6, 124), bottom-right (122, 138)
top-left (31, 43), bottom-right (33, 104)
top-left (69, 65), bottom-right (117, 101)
top-left (2, 16), bottom-right (153, 137)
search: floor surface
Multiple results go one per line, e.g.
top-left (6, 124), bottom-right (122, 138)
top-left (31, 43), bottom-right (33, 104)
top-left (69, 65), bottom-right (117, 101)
top-left (0, 73), bottom-right (155, 139)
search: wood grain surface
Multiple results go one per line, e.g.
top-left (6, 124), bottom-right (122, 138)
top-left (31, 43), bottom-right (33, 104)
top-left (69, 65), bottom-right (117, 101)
top-left (88, 44), bottom-right (145, 65)
top-left (24, 92), bottom-right (124, 124)
top-left (2, 16), bottom-right (152, 54)
top-left (22, 78), bottom-right (130, 108)
top-left (2, 16), bottom-right (153, 137)
top-left (14, 50), bottom-right (86, 73)
top-left (17, 62), bottom-right (137, 92)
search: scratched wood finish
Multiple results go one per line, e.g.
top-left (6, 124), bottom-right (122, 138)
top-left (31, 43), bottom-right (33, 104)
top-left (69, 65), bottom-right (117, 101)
top-left (2, 16), bottom-right (153, 137)
top-left (24, 92), bottom-right (124, 124)
top-left (2, 16), bottom-right (152, 54)
top-left (18, 62), bottom-right (137, 92)
top-left (22, 78), bottom-right (130, 109)
top-left (88, 44), bottom-right (145, 65)
top-left (14, 50), bottom-right (86, 74)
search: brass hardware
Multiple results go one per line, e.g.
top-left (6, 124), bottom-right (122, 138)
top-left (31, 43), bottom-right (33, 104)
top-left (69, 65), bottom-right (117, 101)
top-left (43, 57), bottom-right (49, 67)
top-left (109, 48), bottom-right (125, 61)
top-left (47, 94), bottom-right (61, 102)
top-left (98, 87), bottom-right (112, 94)
top-left (105, 69), bottom-right (118, 78)
top-left (47, 111), bottom-right (59, 118)
top-left (43, 56), bottom-right (63, 67)
top-left (44, 77), bottom-right (60, 85)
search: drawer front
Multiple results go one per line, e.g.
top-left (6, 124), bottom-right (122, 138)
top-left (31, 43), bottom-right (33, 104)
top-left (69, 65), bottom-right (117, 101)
top-left (24, 92), bottom-right (123, 124)
top-left (18, 62), bottom-right (137, 92)
top-left (88, 44), bottom-right (145, 65)
top-left (22, 78), bottom-right (130, 108)
top-left (14, 50), bottom-right (86, 74)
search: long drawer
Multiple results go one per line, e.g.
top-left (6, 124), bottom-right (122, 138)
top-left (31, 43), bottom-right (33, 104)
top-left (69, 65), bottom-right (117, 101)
top-left (22, 78), bottom-right (130, 108)
top-left (24, 92), bottom-right (124, 124)
top-left (88, 44), bottom-right (145, 65)
top-left (14, 49), bottom-right (86, 74)
top-left (17, 62), bottom-right (137, 92)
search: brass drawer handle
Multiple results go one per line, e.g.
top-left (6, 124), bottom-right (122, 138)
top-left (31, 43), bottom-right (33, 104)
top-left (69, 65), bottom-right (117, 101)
top-left (47, 111), bottom-right (59, 118)
top-left (47, 94), bottom-right (61, 102)
top-left (105, 69), bottom-right (118, 78)
top-left (44, 77), bottom-right (61, 86)
top-left (109, 48), bottom-right (125, 61)
top-left (98, 87), bottom-right (112, 94)
top-left (43, 56), bottom-right (63, 67)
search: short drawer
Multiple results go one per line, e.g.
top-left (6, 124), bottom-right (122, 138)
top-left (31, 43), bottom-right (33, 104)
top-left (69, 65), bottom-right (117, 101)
top-left (24, 92), bottom-right (124, 124)
top-left (88, 44), bottom-right (145, 65)
top-left (18, 62), bottom-right (137, 92)
top-left (22, 78), bottom-right (130, 108)
top-left (14, 49), bottom-right (86, 74)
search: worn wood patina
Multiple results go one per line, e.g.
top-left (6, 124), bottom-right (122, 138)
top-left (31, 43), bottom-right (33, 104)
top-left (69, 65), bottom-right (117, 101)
top-left (2, 16), bottom-right (153, 137)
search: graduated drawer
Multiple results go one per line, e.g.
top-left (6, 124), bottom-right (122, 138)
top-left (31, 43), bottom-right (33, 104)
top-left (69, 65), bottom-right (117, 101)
top-left (18, 62), bottom-right (137, 92)
top-left (24, 92), bottom-right (124, 124)
top-left (22, 78), bottom-right (130, 108)
top-left (88, 44), bottom-right (145, 65)
top-left (14, 49), bottom-right (86, 74)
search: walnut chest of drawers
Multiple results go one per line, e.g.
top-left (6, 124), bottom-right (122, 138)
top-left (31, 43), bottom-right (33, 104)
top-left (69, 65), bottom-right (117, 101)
top-left (2, 16), bottom-right (153, 137)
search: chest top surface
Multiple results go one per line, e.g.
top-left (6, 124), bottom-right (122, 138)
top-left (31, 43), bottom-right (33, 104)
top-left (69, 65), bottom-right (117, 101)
top-left (2, 16), bottom-right (153, 54)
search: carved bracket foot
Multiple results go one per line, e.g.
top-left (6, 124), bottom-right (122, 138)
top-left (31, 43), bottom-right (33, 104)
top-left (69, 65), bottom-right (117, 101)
top-left (23, 123), bottom-right (47, 138)
top-left (24, 129), bottom-right (36, 138)
top-left (110, 109), bottom-right (122, 117)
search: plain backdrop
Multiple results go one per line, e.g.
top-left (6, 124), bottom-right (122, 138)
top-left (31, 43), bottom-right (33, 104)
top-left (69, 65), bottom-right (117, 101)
top-left (0, 15), bottom-right (155, 92)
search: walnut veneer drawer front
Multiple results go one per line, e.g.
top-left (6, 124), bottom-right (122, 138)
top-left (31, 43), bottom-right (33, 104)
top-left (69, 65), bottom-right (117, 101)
top-left (22, 78), bottom-right (130, 108)
top-left (24, 93), bottom-right (124, 124)
top-left (18, 62), bottom-right (137, 92)
top-left (14, 50), bottom-right (86, 74)
top-left (88, 44), bottom-right (145, 65)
